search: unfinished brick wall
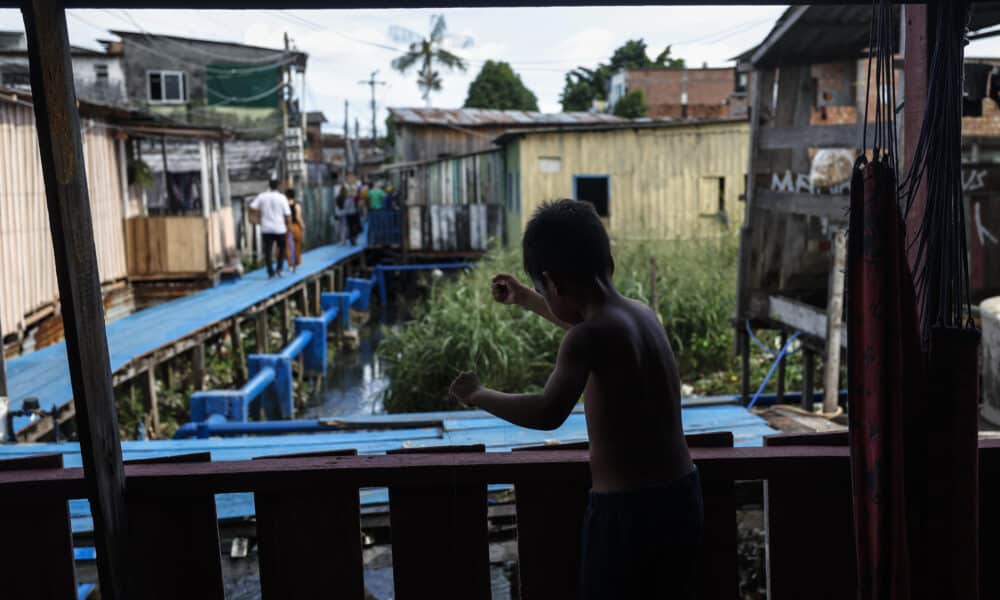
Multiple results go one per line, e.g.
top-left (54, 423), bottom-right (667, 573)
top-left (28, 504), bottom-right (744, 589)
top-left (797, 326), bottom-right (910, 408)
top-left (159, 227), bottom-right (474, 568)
top-left (624, 68), bottom-right (735, 119)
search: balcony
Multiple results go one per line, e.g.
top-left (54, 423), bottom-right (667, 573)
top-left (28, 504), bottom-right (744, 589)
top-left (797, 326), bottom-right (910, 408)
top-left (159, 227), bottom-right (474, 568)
top-left (6, 432), bottom-right (997, 599)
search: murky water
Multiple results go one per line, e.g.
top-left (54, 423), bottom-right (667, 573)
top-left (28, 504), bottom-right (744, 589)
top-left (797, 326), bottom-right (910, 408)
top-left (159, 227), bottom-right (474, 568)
top-left (301, 320), bottom-right (393, 418)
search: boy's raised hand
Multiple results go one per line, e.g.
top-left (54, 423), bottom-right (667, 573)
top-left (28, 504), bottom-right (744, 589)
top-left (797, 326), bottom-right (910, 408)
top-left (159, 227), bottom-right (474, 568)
top-left (492, 274), bottom-right (529, 305)
top-left (449, 371), bottom-right (482, 406)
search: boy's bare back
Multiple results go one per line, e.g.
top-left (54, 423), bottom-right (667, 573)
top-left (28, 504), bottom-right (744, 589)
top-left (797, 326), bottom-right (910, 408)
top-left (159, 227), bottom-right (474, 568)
top-left (576, 295), bottom-right (693, 492)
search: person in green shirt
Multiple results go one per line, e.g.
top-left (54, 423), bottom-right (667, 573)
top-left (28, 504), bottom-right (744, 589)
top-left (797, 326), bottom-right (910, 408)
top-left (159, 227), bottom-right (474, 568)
top-left (368, 182), bottom-right (387, 211)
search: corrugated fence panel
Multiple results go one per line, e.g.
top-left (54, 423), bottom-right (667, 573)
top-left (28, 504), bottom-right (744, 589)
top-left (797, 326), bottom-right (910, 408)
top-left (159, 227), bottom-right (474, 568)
top-left (0, 101), bottom-right (128, 339)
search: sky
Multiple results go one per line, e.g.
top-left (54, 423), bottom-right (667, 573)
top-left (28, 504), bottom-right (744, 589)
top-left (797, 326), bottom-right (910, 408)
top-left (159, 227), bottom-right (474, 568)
top-left (3, 6), bottom-right (1000, 137)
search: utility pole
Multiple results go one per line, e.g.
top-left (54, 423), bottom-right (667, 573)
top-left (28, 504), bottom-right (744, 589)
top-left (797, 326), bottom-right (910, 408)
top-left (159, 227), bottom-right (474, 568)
top-left (357, 70), bottom-right (386, 144)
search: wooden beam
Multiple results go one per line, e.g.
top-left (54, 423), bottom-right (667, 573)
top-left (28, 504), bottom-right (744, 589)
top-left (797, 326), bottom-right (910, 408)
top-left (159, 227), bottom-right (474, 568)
top-left (751, 6), bottom-right (810, 66)
top-left (758, 124), bottom-right (860, 151)
top-left (21, 1), bottom-right (130, 597)
top-left (753, 189), bottom-right (850, 222)
top-left (767, 295), bottom-right (848, 348)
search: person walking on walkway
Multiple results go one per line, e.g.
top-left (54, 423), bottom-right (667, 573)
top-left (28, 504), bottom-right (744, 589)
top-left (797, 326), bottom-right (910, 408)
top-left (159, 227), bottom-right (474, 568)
top-left (250, 179), bottom-right (291, 278)
top-left (285, 188), bottom-right (305, 273)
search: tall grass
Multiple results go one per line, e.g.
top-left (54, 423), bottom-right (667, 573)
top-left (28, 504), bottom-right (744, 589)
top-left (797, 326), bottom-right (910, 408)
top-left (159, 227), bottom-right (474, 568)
top-left (378, 235), bottom-right (810, 413)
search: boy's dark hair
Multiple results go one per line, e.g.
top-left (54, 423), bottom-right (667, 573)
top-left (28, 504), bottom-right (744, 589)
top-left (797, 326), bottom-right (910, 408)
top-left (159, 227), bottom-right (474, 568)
top-left (523, 199), bottom-right (613, 284)
top-left (268, 178), bottom-right (280, 190)
top-left (285, 188), bottom-right (296, 199)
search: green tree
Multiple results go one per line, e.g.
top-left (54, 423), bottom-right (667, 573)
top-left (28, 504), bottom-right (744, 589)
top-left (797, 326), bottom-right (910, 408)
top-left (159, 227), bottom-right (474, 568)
top-left (464, 61), bottom-right (539, 111)
top-left (390, 15), bottom-right (471, 105)
top-left (654, 45), bottom-right (686, 68)
top-left (612, 90), bottom-right (647, 118)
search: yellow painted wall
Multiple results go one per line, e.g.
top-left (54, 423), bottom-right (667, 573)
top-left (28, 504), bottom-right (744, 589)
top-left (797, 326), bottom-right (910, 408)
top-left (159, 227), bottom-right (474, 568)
top-left (515, 121), bottom-right (749, 240)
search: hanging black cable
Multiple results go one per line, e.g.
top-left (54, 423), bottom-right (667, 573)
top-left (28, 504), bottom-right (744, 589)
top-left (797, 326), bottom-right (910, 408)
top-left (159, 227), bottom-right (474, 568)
top-left (898, 0), bottom-right (976, 345)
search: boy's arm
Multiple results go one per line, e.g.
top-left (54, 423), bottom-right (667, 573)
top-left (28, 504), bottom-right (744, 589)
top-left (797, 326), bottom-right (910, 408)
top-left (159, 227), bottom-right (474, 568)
top-left (450, 326), bottom-right (589, 430)
top-left (492, 274), bottom-right (571, 330)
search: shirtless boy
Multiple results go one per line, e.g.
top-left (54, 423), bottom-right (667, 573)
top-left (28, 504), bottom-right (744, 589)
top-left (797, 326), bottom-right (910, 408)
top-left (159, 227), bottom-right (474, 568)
top-left (449, 199), bottom-right (702, 599)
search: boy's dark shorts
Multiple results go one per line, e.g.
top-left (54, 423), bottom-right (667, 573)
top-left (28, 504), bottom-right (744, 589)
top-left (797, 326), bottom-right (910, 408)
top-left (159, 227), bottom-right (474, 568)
top-left (580, 468), bottom-right (704, 599)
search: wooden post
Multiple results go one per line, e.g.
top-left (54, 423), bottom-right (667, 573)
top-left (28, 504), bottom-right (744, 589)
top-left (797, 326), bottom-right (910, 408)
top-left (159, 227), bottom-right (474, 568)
top-left (163, 360), bottom-right (174, 391)
top-left (191, 342), bottom-right (206, 391)
top-left (802, 350), bottom-right (815, 411)
top-left (280, 297), bottom-right (290, 346)
top-left (141, 368), bottom-right (159, 436)
top-left (325, 270), bottom-right (336, 293)
top-left (776, 331), bottom-right (787, 403)
top-left (297, 284), bottom-right (308, 316)
top-left (823, 228), bottom-right (847, 414)
top-left (255, 310), bottom-right (268, 354)
top-left (230, 318), bottom-right (248, 386)
top-left (21, 2), bottom-right (130, 597)
top-left (740, 329), bottom-right (751, 405)
top-left (312, 278), bottom-right (321, 315)
top-left (0, 313), bottom-right (7, 399)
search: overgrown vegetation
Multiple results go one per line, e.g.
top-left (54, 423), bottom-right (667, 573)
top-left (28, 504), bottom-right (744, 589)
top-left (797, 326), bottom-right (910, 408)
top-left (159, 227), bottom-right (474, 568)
top-left (379, 236), bottom-right (816, 414)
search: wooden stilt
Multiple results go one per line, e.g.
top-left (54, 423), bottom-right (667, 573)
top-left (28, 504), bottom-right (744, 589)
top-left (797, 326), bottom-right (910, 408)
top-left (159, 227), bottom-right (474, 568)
top-left (256, 310), bottom-right (268, 354)
top-left (297, 284), bottom-right (308, 317)
top-left (776, 331), bottom-right (787, 403)
top-left (802, 350), bottom-right (815, 411)
top-left (230, 319), bottom-right (248, 386)
top-left (325, 270), bottom-right (336, 293)
top-left (22, 2), bottom-right (130, 596)
top-left (163, 361), bottom-right (174, 391)
top-left (822, 228), bottom-right (847, 414)
top-left (740, 329), bottom-right (751, 405)
top-left (312, 279), bottom-right (321, 315)
top-left (280, 297), bottom-right (290, 346)
top-left (141, 368), bottom-right (159, 436)
top-left (191, 343), bottom-right (206, 391)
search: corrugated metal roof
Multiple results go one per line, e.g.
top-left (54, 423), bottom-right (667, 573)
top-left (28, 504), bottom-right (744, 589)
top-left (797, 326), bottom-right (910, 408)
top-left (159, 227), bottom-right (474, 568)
top-left (492, 117), bottom-right (747, 145)
top-left (750, 5), bottom-right (1000, 68)
top-left (388, 107), bottom-right (627, 127)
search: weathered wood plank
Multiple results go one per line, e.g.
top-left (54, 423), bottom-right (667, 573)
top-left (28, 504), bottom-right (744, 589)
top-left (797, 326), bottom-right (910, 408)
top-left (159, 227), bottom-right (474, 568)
top-left (513, 466), bottom-right (590, 599)
top-left (388, 445), bottom-right (491, 600)
top-left (230, 318), bottom-right (248, 386)
top-left (21, 2), bottom-right (130, 596)
top-left (768, 295), bottom-right (848, 348)
top-left (254, 449), bottom-right (365, 600)
top-left (0, 454), bottom-right (77, 600)
top-left (191, 342), bottom-right (206, 391)
top-left (758, 124), bottom-right (860, 151)
top-left (255, 310), bottom-right (268, 354)
top-left (753, 189), bottom-right (850, 221)
top-left (140, 367), bottom-right (159, 435)
top-left (763, 432), bottom-right (855, 600)
top-left (125, 452), bottom-right (225, 600)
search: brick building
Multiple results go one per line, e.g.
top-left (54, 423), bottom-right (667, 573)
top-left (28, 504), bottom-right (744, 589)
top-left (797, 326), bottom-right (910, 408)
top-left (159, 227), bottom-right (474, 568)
top-left (607, 67), bottom-right (747, 119)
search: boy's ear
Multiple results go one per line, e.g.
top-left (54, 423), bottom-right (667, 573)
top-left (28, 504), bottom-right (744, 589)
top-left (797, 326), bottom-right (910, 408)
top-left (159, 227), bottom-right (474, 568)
top-left (541, 271), bottom-right (562, 296)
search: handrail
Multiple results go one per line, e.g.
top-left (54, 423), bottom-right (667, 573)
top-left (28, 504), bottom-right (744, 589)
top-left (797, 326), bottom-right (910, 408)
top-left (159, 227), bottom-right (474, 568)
top-left (0, 445), bottom-right (855, 500)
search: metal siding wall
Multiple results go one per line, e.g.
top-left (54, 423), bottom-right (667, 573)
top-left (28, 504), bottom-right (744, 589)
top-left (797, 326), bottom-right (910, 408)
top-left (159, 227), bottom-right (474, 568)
top-left (517, 122), bottom-right (750, 240)
top-left (0, 102), bottom-right (128, 339)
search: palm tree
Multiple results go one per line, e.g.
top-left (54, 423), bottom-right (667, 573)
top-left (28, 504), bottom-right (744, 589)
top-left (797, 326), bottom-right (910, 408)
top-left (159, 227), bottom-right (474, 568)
top-left (390, 15), bottom-right (472, 106)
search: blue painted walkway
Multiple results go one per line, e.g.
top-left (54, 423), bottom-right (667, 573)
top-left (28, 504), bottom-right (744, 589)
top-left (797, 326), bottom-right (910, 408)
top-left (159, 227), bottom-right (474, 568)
top-left (0, 403), bottom-right (778, 533)
top-left (5, 236), bottom-right (366, 422)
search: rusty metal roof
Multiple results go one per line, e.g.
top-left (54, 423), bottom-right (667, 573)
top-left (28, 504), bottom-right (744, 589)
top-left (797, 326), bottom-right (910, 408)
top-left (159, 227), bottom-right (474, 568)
top-left (748, 4), bottom-right (1000, 68)
top-left (387, 107), bottom-right (626, 128)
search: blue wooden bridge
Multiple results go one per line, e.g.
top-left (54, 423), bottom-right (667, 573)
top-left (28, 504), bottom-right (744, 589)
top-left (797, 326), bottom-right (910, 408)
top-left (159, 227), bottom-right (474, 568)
top-left (5, 237), bottom-right (368, 436)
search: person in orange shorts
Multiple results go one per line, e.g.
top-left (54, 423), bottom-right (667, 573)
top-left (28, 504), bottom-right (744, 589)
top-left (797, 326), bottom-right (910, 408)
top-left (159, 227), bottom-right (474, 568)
top-left (284, 188), bottom-right (305, 272)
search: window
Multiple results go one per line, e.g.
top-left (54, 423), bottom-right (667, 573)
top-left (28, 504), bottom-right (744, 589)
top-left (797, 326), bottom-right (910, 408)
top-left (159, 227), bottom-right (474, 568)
top-left (148, 71), bottom-right (187, 104)
top-left (538, 157), bottom-right (562, 174)
top-left (94, 64), bottom-right (108, 85)
top-left (1, 69), bottom-right (29, 88)
top-left (574, 175), bottom-right (610, 217)
top-left (735, 71), bottom-right (749, 94)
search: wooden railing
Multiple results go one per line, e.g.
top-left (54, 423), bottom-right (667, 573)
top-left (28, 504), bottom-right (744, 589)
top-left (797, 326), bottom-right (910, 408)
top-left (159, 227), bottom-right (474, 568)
top-left (3, 435), bottom-right (999, 599)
